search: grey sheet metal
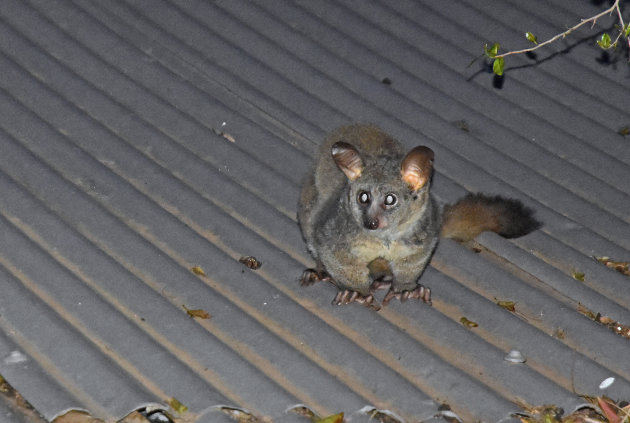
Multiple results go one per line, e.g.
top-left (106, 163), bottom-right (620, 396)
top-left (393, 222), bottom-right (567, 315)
top-left (0, 0), bottom-right (628, 422)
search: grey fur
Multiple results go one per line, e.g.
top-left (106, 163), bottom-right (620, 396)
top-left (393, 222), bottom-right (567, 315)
top-left (298, 124), bottom-right (439, 300)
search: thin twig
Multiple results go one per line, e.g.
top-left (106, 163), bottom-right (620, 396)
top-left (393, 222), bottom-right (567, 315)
top-left (495, 0), bottom-right (625, 59)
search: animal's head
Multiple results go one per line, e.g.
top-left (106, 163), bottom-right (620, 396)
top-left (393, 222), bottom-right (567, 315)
top-left (331, 141), bottom-right (434, 232)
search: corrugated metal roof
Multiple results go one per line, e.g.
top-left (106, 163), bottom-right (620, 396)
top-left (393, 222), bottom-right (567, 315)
top-left (0, 0), bottom-right (628, 422)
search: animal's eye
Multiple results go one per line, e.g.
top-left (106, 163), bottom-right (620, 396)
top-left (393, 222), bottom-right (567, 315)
top-left (357, 191), bottom-right (371, 204)
top-left (384, 193), bottom-right (397, 206)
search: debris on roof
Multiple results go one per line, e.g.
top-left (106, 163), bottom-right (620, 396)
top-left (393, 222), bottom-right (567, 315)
top-left (0, 0), bottom-right (628, 422)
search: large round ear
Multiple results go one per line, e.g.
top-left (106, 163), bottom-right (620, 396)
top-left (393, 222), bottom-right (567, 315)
top-left (401, 146), bottom-right (434, 191)
top-left (331, 141), bottom-right (364, 181)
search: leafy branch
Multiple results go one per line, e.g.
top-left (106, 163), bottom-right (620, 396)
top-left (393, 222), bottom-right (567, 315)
top-left (484, 0), bottom-right (629, 75)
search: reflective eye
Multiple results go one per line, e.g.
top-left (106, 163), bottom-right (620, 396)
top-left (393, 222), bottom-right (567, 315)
top-left (384, 194), bottom-right (397, 206)
top-left (357, 191), bottom-right (371, 204)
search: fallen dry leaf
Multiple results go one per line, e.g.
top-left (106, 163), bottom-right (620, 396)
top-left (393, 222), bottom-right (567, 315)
top-left (0, 376), bottom-right (48, 422)
top-left (496, 299), bottom-right (516, 313)
top-left (364, 408), bottom-right (403, 423)
top-left (168, 397), bottom-right (187, 414)
top-left (218, 406), bottom-right (259, 422)
top-left (512, 395), bottom-right (630, 423)
top-left (595, 256), bottom-right (630, 276)
top-left (552, 328), bottom-right (566, 339)
top-left (314, 413), bottom-right (344, 423)
top-left (191, 266), bottom-right (206, 276)
top-left (572, 271), bottom-right (585, 282)
top-left (610, 322), bottom-right (630, 339)
top-left (578, 304), bottom-right (630, 339)
top-left (239, 256), bottom-right (262, 270)
top-left (577, 303), bottom-right (597, 320)
top-left (182, 305), bottom-right (211, 319)
top-left (599, 316), bottom-right (615, 325)
top-left (460, 317), bottom-right (478, 328)
top-left (288, 405), bottom-right (316, 418)
top-left (222, 132), bottom-right (236, 143)
top-left (514, 404), bottom-right (564, 423)
top-left (288, 406), bottom-right (346, 423)
top-left (597, 397), bottom-right (621, 423)
top-left (212, 126), bottom-right (236, 143)
top-left (53, 411), bottom-right (104, 423)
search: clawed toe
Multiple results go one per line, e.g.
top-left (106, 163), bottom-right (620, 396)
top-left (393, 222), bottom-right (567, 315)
top-left (354, 294), bottom-right (381, 311)
top-left (300, 268), bottom-right (331, 286)
top-left (305, 269), bottom-right (431, 310)
top-left (332, 289), bottom-right (355, 304)
top-left (383, 285), bottom-right (431, 306)
top-left (332, 289), bottom-right (381, 311)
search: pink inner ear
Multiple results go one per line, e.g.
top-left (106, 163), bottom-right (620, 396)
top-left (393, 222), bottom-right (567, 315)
top-left (342, 165), bottom-right (362, 181)
top-left (338, 150), bottom-right (363, 179)
top-left (401, 146), bottom-right (433, 191)
top-left (332, 141), bottom-right (364, 181)
top-left (403, 170), bottom-right (426, 191)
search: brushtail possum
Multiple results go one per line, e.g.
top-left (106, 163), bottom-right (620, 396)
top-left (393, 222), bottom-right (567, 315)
top-left (298, 124), bottom-right (540, 309)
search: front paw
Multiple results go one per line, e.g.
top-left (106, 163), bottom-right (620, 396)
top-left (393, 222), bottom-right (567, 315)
top-left (300, 268), bottom-right (331, 286)
top-left (332, 289), bottom-right (381, 311)
top-left (383, 285), bottom-right (431, 306)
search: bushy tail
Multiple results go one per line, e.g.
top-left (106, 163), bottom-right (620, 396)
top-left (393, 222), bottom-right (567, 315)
top-left (440, 193), bottom-right (541, 242)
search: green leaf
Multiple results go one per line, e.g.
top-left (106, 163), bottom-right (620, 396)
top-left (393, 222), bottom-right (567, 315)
top-left (624, 23), bottom-right (630, 38)
top-left (597, 32), bottom-right (611, 48)
top-left (492, 57), bottom-right (505, 76)
top-left (484, 42), bottom-right (500, 58)
top-left (525, 32), bottom-right (538, 44)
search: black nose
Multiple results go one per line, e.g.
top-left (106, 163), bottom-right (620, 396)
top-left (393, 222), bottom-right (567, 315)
top-left (365, 218), bottom-right (379, 230)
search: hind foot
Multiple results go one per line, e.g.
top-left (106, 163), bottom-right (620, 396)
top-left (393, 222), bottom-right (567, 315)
top-left (332, 289), bottom-right (381, 311)
top-left (383, 285), bottom-right (431, 306)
